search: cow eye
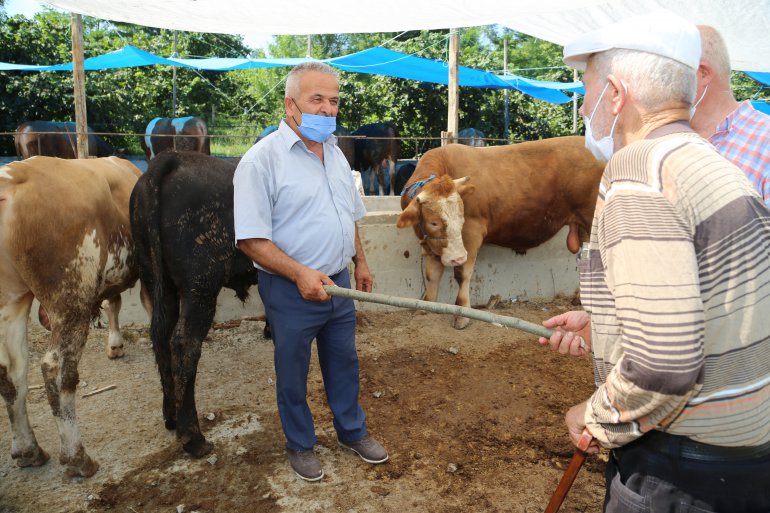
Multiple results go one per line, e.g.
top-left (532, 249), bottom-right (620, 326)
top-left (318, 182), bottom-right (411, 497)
top-left (429, 222), bottom-right (440, 228)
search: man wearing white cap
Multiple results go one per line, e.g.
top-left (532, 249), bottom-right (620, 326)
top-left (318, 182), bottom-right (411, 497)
top-left (538, 10), bottom-right (770, 512)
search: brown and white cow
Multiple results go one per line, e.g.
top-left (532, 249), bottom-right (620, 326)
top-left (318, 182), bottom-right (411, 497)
top-left (14, 121), bottom-right (124, 160)
top-left (140, 116), bottom-right (211, 161)
top-left (396, 136), bottom-right (604, 329)
top-left (0, 156), bottom-right (142, 477)
top-left (15, 122), bottom-right (129, 353)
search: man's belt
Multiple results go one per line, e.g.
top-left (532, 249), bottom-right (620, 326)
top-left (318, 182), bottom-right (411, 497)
top-left (625, 430), bottom-right (770, 462)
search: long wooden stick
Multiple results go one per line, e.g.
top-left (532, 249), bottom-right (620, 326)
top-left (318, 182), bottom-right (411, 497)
top-left (323, 285), bottom-right (559, 340)
top-left (544, 430), bottom-right (594, 513)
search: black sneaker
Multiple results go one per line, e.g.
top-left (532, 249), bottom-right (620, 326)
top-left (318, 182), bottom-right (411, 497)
top-left (287, 448), bottom-right (324, 482)
top-left (338, 435), bottom-right (389, 464)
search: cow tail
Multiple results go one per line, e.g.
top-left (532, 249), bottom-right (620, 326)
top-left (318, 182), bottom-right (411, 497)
top-left (143, 155), bottom-right (177, 349)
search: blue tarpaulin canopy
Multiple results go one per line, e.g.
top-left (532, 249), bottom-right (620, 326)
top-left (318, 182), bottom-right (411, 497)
top-left (0, 44), bottom-right (581, 104)
top-left (745, 71), bottom-right (770, 87)
top-left (752, 100), bottom-right (770, 116)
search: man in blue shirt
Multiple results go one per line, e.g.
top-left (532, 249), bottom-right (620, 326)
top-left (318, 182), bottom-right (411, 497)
top-left (234, 62), bottom-right (388, 482)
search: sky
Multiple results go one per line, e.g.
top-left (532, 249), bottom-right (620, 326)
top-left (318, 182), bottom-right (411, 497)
top-left (4, 0), bottom-right (275, 51)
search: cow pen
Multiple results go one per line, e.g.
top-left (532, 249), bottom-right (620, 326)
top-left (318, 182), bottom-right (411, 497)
top-left (0, 188), bottom-right (609, 512)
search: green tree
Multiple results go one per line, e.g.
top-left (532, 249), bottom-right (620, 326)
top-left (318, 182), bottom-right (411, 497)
top-left (0, 11), bottom-right (249, 154)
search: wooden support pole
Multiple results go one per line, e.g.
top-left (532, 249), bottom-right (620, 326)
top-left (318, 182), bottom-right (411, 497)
top-left (504, 37), bottom-right (510, 142)
top-left (71, 13), bottom-right (89, 159)
top-left (447, 29), bottom-right (460, 145)
top-left (172, 30), bottom-right (178, 118)
top-left (572, 68), bottom-right (579, 134)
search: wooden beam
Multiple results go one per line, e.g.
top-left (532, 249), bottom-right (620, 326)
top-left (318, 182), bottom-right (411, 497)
top-left (446, 29), bottom-right (459, 145)
top-left (71, 13), bottom-right (89, 158)
top-left (503, 37), bottom-right (509, 142)
top-left (572, 68), bottom-right (579, 134)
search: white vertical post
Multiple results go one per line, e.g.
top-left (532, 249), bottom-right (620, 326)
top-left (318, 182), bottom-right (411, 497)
top-left (447, 29), bottom-right (459, 145)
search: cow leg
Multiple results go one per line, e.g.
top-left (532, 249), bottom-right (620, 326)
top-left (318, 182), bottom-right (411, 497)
top-left (171, 292), bottom-right (217, 458)
top-left (421, 253), bottom-right (445, 303)
top-left (383, 159), bottom-right (396, 196)
top-left (375, 164), bottom-right (385, 196)
top-left (101, 295), bottom-right (125, 359)
top-left (362, 167), bottom-right (376, 196)
top-left (1, 292), bottom-right (50, 468)
top-left (452, 234), bottom-right (483, 330)
top-left (41, 313), bottom-right (99, 477)
top-left (149, 287), bottom-right (180, 432)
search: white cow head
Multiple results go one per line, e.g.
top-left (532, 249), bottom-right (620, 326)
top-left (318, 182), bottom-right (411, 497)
top-left (397, 175), bottom-right (474, 267)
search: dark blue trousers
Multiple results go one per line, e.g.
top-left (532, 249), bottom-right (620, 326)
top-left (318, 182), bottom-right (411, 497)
top-left (257, 268), bottom-right (368, 451)
top-left (605, 432), bottom-right (770, 512)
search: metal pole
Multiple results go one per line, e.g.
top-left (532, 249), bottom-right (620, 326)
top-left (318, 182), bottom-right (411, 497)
top-left (447, 29), bottom-right (460, 144)
top-left (71, 13), bottom-right (89, 158)
top-left (306, 34), bottom-right (312, 58)
top-left (172, 30), bottom-right (178, 118)
top-left (504, 37), bottom-right (510, 143)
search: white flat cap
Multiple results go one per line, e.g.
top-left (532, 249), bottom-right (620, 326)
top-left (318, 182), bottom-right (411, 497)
top-left (563, 9), bottom-right (701, 71)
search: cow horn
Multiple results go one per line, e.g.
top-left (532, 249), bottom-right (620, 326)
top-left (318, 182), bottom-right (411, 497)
top-left (453, 176), bottom-right (470, 186)
top-left (415, 191), bottom-right (427, 204)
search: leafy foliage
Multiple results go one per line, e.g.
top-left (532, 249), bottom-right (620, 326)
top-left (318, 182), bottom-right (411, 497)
top-left (1, 11), bottom-right (248, 154)
top-left (4, 14), bottom-right (764, 159)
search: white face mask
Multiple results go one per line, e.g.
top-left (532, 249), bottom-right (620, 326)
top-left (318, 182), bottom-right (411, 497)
top-left (689, 85), bottom-right (708, 121)
top-left (583, 82), bottom-right (621, 162)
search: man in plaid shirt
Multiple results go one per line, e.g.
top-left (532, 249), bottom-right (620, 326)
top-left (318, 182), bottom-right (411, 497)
top-left (690, 25), bottom-right (770, 207)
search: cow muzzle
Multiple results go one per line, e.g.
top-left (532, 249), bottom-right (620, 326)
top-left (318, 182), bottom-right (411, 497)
top-left (441, 248), bottom-right (468, 267)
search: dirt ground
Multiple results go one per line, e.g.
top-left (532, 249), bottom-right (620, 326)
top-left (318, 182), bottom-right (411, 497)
top-left (0, 295), bottom-right (608, 513)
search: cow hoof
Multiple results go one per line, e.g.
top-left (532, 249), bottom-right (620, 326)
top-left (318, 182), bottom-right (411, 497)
top-left (62, 453), bottom-right (99, 478)
top-left (165, 418), bottom-right (177, 431)
top-left (183, 437), bottom-right (214, 458)
top-left (106, 345), bottom-right (125, 359)
top-left (13, 446), bottom-right (50, 467)
top-left (453, 316), bottom-right (470, 330)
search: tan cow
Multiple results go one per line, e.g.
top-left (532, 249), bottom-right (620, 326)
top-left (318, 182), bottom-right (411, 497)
top-left (0, 156), bottom-right (141, 477)
top-left (397, 136), bottom-right (604, 329)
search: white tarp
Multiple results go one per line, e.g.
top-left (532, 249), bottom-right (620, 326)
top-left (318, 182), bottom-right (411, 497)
top-left (43, 0), bottom-right (770, 72)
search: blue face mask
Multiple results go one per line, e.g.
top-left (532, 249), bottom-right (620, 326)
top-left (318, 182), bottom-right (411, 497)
top-left (291, 98), bottom-right (336, 143)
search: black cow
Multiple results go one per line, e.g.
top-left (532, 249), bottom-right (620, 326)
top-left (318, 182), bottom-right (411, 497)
top-left (140, 117), bottom-right (210, 162)
top-left (129, 151), bottom-right (263, 457)
top-left (14, 121), bottom-right (124, 159)
top-left (394, 162), bottom-right (417, 196)
top-left (352, 122), bottom-right (400, 195)
top-left (334, 126), bottom-right (355, 170)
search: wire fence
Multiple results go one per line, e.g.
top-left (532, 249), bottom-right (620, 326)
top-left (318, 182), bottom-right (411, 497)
top-left (1, 129), bottom-right (522, 159)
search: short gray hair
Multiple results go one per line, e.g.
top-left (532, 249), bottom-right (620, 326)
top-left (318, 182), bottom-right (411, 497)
top-left (589, 49), bottom-right (696, 112)
top-left (698, 25), bottom-right (731, 79)
top-left (285, 62), bottom-right (339, 98)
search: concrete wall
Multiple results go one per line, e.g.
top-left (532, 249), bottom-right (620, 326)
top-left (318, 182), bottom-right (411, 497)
top-left (32, 195), bottom-right (580, 326)
top-left (358, 196), bottom-right (580, 310)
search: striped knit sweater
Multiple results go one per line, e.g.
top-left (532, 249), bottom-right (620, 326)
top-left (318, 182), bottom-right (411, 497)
top-left (580, 128), bottom-right (770, 448)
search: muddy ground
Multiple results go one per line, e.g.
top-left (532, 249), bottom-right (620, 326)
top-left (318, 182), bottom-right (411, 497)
top-left (0, 295), bottom-right (607, 513)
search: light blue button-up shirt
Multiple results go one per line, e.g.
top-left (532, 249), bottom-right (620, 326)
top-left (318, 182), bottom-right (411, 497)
top-left (233, 120), bottom-right (366, 276)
